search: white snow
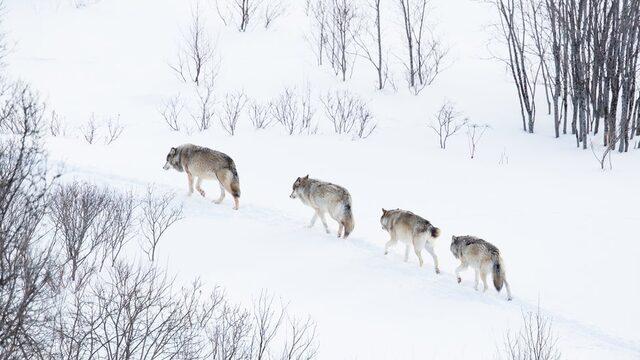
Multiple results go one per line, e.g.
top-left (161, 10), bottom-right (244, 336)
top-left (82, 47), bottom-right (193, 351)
top-left (4, 0), bottom-right (639, 358)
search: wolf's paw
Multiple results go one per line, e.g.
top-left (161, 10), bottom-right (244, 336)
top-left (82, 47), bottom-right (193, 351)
top-left (507, 296), bottom-right (513, 301)
top-left (197, 189), bottom-right (206, 197)
top-left (233, 206), bottom-right (239, 210)
top-left (457, 277), bottom-right (462, 284)
top-left (384, 250), bottom-right (389, 255)
top-left (213, 199), bottom-right (223, 204)
top-left (435, 268), bottom-right (441, 274)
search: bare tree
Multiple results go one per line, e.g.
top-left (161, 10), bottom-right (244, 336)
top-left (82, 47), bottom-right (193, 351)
top-left (220, 91), bottom-right (249, 136)
top-left (398, 0), bottom-right (447, 94)
top-left (0, 81), bottom-right (45, 136)
top-left (428, 101), bottom-right (467, 149)
top-left (171, 4), bottom-right (217, 86)
top-left (321, 90), bottom-right (376, 138)
top-left (355, 0), bottom-right (388, 90)
top-left (248, 101), bottom-right (273, 129)
top-left (139, 186), bottom-right (183, 262)
top-left (308, 0), bottom-right (329, 66)
top-left (466, 123), bottom-right (490, 159)
top-left (279, 316), bottom-right (318, 360)
top-left (501, 307), bottom-right (561, 360)
top-left (0, 80), bottom-right (59, 360)
top-left (327, 0), bottom-right (360, 81)
top-left (49, 110), bottom-right (65, 137)
top-left (217, 0), bottom-right (264, 31)
top-left (251, 292), bottom-right (286, 360)
top-left (160, 94), bottom-right (185, 131)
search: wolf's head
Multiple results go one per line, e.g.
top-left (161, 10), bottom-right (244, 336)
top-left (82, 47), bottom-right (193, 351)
top-left (289, 175), bottom-right (309, 199)
top-left (163, 147), bottom-right (182, 172)
top-left (450, 235), bottom-right (462, 258)
top-left (380, 208), bottom-right (391, 230)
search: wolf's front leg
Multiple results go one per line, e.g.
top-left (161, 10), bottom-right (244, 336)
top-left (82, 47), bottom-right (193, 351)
top-left (186, 172), bottom-right (194, 196)
top-left (308, 212), bottom-right (318, 228)
top-left (455, 262), bottom-right (467, 283)
top-left (474, 270), bottom-right (480, 291)
top-left (384, 234), bottom-right (396, 255)
top-left (195, 178), bottom-right (206, 197)
top-left (318, 212), bottom-right (330, 234)
top-left (404, 244), bottom-right (410, 262)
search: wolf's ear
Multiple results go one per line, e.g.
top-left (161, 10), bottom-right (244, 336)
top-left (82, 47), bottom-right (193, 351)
top-left (169, 147), bottom-right (177, 155)
top-left (452, 235), bottom-right (457, 241)
top-left (382, 208), bottom-right (387, 214)
top-left (303, 174), bottom-right (309, 180)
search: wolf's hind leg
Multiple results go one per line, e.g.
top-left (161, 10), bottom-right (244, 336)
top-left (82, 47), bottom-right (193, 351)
top-left (308, 212), bottom-right (318, 228)
top-left (425, 245), bottom-right (440, 274)
top-left (195, 178), bottom-right (206, 197)
top-left (404, 244), bottom-right (410, 262)
top-left (480, 269), bottom-right (488, 292)
top-left (503, 278), bottom-right (513, 301)
top-left (186, 172), bottom-right (194, 196)
top-left (414, 248), bottom-right (424, 267)
top-left (214, 181), bottom-right (225, 204)
top-left (455, 262), bottom-right (468, 283)
top-left (337, 223), bottom-right (344, 238)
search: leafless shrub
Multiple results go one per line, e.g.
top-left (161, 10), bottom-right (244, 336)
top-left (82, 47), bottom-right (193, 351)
top-left (279, 316), bottom-right (319, 360)
top-left (217, 0), bottom-right (264, 31)
top-left (0, 79), bottom-right (59, 359)
top-left (171, 5), bottom-right (218, 86)
top-left (251, 291), bottom-right (286, 360)
top-left (160, 94), bottom-right (185, 131)
top-left (248, 101), bottom-right (274, 129)
top-left (139, 186), bottom-right (183, 262)
top-left (49, 181), bottom-right (134, 282)
top-left (0, 81), bottom-right (45, 136)
top-left (466, 123), bottom-right (490, 159)
top-left (81, 113), bottom-right (99, 144)
top-left (264, 0), bottom-right (287, 28)
top-left (191, 76), bottom-right (216, 131)
top-left (428, 101), bottom-right (467, 149)
top-left (271, 88), bottom-right (317, 135)
top-left (48, 110), bottom-right (65, 137)
top-left (307, 0), bottom-right (329, 66)
top-left (500, 307), bottom-right (561, 360)
top-left (590, 135), bottom-right (621, 171)
top-left (220, 91), bottom-right (249, 136)
top-left (321, 90), bottom-right (376, 138)
top-left (104, 114), bottom-right (124, 144)
top-left (398, 0), bottom-right (448, 94)
top-left (354, 0), bottom-right (388, 90)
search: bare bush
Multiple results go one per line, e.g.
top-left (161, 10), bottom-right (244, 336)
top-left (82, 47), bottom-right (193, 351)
top-left (321, 90), bottom-right (376, 138)
top-left (354, 0), bottom-right (388, 90)
top-left (501, 307), bottom-right (561, 360)
top-left (49, 182), bottom-right (133, 282)
top-left (217, 0), bottom-right (263, 31)
top-left (171, 5), bottom-right (218, 86)
top-left (0, 81), bottom-right (45, 136)
top-left (220, 91), bottom-right (249, 136)
top-left (264, 0), bottom-right (287, 28)
top-left (590, 134), bottom-right (622, 170)
top-left (81, 114), bottom-right (99, 144)
top-left (48, 110), bottom-right (65, 137)
top-left (160, 94), bottom-right (185, 131)
top-left (428, 101), bottom-right (467, 149)
top-left (139, 186), bottom-right (183, 262)
top-left (307, 0), bottom-right (329, 66)
top-left (466, 123), bottom-right (490, 159)
top-left (279, 316), bottom-right (319, 360)
top-left (248, 101), bottom-right (274, 129)
top-left (104, 114), bottom-right (124, 144)
top-left (271, 88), bottom-right (317, 135)
top-left (191, 77), bottom-right (216, 131)
top-left (398, 0), bottom-right (448, 94)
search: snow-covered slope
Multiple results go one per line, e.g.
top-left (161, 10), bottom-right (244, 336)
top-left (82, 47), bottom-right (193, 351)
top-left (4, 0), bottom-right (639, 358)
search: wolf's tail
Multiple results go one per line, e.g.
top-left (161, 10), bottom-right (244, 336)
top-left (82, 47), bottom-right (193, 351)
top-left (228, 163), bottom-right (241, 198)
top-left (492, 255), bottom-right (505, 292)
top-left (430, 226), bottom-right (441, 238)
top-left (341, 203), bottom-right (355, 238)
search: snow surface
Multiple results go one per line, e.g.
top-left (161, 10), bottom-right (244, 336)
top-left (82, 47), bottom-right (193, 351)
top-left (4, 0), bottom-right (639, 358)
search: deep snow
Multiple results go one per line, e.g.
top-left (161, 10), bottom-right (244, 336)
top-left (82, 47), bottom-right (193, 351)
top-left (4, 0), bottom-right (639, 358)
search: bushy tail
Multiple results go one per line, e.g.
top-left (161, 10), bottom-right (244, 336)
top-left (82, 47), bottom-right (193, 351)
top-left (430, 226), bottom-right (441, 238)
top-left (492, 255), bottom-right (504, 292)
top-left (341, 203), bottom-right (354, 238)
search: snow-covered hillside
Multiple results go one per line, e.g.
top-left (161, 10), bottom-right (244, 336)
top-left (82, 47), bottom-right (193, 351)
top-left (3, 0), bottom-right (639, 358)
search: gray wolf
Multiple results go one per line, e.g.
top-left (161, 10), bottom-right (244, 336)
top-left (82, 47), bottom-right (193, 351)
top-left (290, 175), bottom-right (354, 238)
top-left (163, 144), bottom-right (241, 210)
top-left (450, 235), bottom-right (513, 301)
top-left (380, 208), bottom-right (441, 273)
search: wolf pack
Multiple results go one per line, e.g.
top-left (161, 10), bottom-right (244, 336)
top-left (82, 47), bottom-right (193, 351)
top-left (164, 144), bottom-right (513, 301)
